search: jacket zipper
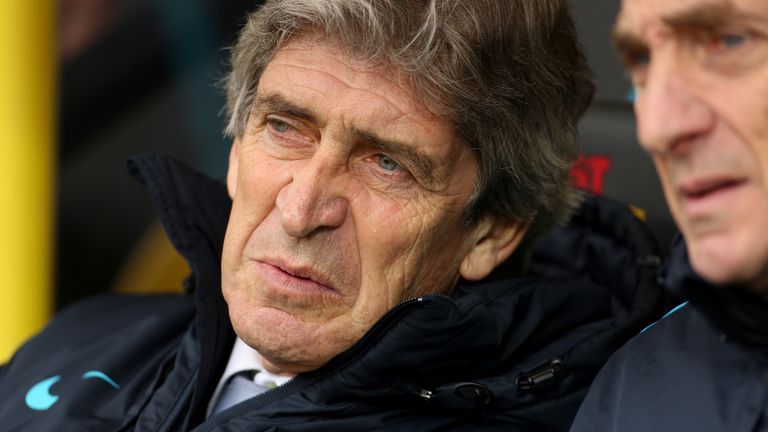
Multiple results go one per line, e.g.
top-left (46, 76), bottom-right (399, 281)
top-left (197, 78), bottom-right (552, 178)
top-left (190, 295), bottom-right (434, 431)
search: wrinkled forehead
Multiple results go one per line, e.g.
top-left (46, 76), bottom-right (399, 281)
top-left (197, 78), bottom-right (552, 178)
top-left (269, 34), bottom-right (449, 128)
top-left (616, 0), bottom-right (762, 38)
top-left (279, 29), bottom-right (457, 121)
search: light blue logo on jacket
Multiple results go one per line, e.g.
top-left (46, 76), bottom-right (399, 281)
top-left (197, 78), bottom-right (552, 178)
top-left (82, 370), bottom-right (121, 389)
top-left (25, 370), bottom-right (120, 411)
top-left (25, 375), bottom-right (61, 411)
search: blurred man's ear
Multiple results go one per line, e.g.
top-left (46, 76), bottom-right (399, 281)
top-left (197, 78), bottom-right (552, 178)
top-left (459, 217), bottom-right (529, 281)
top-left (226, 139), bottom-right (241, 199)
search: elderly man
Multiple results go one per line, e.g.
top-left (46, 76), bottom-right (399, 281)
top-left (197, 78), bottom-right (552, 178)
top-left (0, 0), bottom-right (664, 430)
top-left (571, 0), bottom-right (768, 431)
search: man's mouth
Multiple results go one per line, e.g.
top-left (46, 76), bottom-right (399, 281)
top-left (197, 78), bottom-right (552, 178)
top-left (679, 177), bottom-right (747, 213)
top-left (681, 178), bottom-right (744, 198)
top-left (256, 259), bottom-right (340, 297)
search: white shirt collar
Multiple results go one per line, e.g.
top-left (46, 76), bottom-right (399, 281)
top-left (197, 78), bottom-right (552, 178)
top-left (206, 337), bottom-right (294, 417)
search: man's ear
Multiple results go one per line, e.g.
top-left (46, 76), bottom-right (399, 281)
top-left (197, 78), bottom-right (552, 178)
top-left (459, 217), bottom-right (529, 281)
top-left (226, 139), bottom-right (241, 199)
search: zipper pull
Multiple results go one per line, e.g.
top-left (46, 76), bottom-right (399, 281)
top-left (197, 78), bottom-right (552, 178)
top-left (516, 358), bottom-right (567, 392)
top-left (418, 382), bottom-right (495, 411)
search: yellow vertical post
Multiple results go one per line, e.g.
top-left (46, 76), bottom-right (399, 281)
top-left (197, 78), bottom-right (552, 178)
top-left (0, 1), bottom-right (55, 361)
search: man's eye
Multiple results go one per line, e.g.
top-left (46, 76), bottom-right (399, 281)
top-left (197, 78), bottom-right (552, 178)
top-left (268, 118), bottom-right (292, 133)
top-left (702, 31), bottom-right (751, 54)
top-left (718, 33), bottom-right (747, 49)
top-left (628, 50), bottom-right (650, 67)
top-left (377, 155), bottom-right (400, 172)
top-left (618, 46), bottom-right (650, 69)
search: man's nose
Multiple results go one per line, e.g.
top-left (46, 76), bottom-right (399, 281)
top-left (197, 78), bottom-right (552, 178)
top-left (275, 156), bottom-right (349, 238)
top-left (635, 53), bottom-right (715, 155)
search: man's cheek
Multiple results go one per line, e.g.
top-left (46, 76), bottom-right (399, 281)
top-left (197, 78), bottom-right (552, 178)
top-left (381, 210), bottom-right (430, 265)
top-left (225, 213), bottom-right (256, 261)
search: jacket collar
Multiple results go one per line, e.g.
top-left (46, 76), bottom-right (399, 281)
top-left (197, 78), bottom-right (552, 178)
top-left (666, 235), bottom-right (768, 355)
top-left (128, 153), bottom-right (236, 426)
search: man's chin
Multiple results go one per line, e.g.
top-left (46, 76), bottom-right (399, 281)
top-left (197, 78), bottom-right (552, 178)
top-left (234, 307), bottom-right (359, 375)
top-left (688, 239), bottom-right (768, 293)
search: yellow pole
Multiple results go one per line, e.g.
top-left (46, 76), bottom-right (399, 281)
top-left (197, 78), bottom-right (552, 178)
top-left (0, 1), bottom-right (55, 361)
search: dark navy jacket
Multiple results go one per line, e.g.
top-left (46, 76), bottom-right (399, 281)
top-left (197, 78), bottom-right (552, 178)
top-left (571, 237), bottom-right (768, 432)
top-left (0, 155), bottom-right (664, 431)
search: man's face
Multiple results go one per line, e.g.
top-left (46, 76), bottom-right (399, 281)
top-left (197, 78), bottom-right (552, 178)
top-left (221, 36), bottom-right (522, 374)
top-left (615, 0), bottom-right (768, 292)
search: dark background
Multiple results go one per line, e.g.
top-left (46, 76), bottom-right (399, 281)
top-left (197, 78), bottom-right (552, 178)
top-left (56, 0), bottom-right (674, 309)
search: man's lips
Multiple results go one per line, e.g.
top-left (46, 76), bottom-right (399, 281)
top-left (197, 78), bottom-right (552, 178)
top-left (678, 177), bottom-right (747, 214)
top-left (680, 178), bottom-right (744, 199)
top-left (255, 259), bottom-right (340, 296)
top-left (680, 177), bottom-right (745, 199)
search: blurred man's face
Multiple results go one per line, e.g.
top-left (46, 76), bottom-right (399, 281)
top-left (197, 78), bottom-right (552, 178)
top-left (614, 0), bottom-right (768, 293)
top-left (221, 35), bottom-right (524, 374)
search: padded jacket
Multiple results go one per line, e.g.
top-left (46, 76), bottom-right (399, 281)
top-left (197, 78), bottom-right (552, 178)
top-left (0, 154), bottom-right (664, 431)
top-left (571, 236), bottom-right (768, 431)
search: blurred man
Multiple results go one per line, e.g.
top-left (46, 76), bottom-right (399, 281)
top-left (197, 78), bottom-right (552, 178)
top-left (0, 0), bottom-right (664, 430)
top-left (571, 0), bottom-right (768, 430)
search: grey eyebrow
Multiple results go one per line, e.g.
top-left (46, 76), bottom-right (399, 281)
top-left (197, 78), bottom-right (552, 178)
top-left (253, 93), bottom-right (318, 123)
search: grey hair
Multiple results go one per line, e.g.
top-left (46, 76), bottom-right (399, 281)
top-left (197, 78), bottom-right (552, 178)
top-left (225, 0), bottom-right (594, 257)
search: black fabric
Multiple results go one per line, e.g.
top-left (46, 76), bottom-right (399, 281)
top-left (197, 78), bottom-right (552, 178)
top-left (0, 155), bottom-right (665, 431)
top-left (0, 294), bottom-right (196, 431)
top-left (666, 236), bottom-right (768, 356)
top-left (128, 155), bottom-right (236, 427)
top-left (571, 235), bottom-right (768, 432)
